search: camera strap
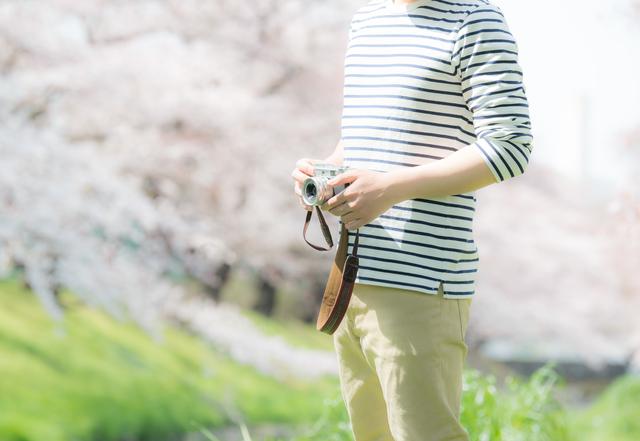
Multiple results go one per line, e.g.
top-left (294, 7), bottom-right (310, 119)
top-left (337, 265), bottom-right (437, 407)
top-left (302, 207), bottom-right (361, 335)
top-left (316, 221), bottom-right (360, 334)
top-left (303, 206), bottom-right (334, 251)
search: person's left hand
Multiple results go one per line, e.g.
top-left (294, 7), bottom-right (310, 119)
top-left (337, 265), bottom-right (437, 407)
top-left (320, 169), bottom-right (397, 230)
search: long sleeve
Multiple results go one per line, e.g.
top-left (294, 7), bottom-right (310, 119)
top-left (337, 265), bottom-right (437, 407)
top-left (451, 4), bottom-right (533, 183)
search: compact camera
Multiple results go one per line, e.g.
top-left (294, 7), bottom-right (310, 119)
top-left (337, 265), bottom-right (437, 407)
top-left (302, 163), bottom-right (351, 207)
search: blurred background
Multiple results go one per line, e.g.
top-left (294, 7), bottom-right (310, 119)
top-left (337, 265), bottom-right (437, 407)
top-left (0, 0), bottom-right (638, 440)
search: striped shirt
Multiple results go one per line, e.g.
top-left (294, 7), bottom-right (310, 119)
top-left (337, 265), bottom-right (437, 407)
top-left (340, 0), bottom-right (533, 298)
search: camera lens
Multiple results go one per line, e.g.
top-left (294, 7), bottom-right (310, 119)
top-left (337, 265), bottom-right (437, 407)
top-left (302, 178), bottom-right (319, 206)
top-left (305, 184), bottom-right (317, 199)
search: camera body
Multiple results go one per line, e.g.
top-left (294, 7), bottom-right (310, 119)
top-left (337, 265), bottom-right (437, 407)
top-left (302, 163), bottom-right (351, 207)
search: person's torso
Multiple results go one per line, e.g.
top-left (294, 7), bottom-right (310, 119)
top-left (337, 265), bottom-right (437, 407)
top-left (340, 0), bottom-right (487, 297)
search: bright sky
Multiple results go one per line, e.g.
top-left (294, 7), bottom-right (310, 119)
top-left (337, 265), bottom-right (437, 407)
top-left (493, 0), bottom-right (640, 193)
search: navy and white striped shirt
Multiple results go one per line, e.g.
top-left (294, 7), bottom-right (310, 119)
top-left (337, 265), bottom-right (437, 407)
top-left (341, 0), bottom-right (533, 298)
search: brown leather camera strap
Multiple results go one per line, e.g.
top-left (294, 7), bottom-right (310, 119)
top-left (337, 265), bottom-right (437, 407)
top-left (301, 206), bottom-right (360, 334)
top-left (315, 222), bottom-right (360, 335)
top-left (303, 206), bottom-right (333, 251)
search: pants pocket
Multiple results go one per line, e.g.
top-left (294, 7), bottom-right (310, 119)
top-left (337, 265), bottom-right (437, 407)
top-left (455, 299), bottom-right (471, 341)
top-left (452, 299), bottom-right (471, 365)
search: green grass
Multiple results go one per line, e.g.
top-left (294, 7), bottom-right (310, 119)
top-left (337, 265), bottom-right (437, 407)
top-left (0, 278), bottom-right (339, 441)
top-left (283, 363), bottom-right (640, 441)
top-left (2, 276), bottom-right (639, 441)
top-left (212, 364), bottom-right (574, 441)
top-left (460, 365), bottom-right (570, 441)
top-left (569, 375), bottom-right (640, 441)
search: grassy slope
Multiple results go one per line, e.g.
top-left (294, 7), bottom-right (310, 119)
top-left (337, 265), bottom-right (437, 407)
top-left (219, 272), bottom-right (334, 353)
top-left (239, 308), bottom-right (334, 352)
top-left (568, 375), bottom-right (640, 441)
top-left (0, 278), bottom-right (339, 441)
top-left (1, 277), bottom-right (639, 441)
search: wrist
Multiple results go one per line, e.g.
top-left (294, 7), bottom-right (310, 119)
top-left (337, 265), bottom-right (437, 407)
top-left (381, 169), bottom-right (409, 205)
top-left (383, 166), bottom-right (436, 203)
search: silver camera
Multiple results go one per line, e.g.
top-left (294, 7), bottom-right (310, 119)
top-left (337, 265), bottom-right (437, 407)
top-left (302, 163), bottom-right (351, 207)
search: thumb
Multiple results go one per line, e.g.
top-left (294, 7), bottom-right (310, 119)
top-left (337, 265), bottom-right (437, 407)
top-left (328, 170), bottom-right (359, 187)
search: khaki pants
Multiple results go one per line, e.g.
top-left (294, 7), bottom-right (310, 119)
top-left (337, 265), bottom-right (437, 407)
top-left (332, 281), bottom-right (471, 441)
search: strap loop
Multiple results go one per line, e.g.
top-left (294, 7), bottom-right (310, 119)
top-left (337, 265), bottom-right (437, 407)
top-left (303, 206), bottom-right (334, 251)
top-left (303, 206), bottom-right (360, 257)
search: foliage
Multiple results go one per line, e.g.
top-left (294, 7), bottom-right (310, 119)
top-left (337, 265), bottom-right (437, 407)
top-left (223, 364), bottom-right (575, 441)
top-left (2, 277), bottom-right (640, 441)
top-left (288, 394), bottom-right (353, 441)
top-left (0, 278), bottom-right (337, 441)
top-left (460, 366), bottom-right (570, 441)
top-left (569, 375), bottom-right (640, 441)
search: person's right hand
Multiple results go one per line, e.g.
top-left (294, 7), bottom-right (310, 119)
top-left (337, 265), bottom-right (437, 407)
top-left (291, 158), bottom-right (319, 211)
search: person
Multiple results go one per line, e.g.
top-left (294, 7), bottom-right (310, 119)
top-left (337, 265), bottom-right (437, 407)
top-left (291, 0), bottom-right (532, 439)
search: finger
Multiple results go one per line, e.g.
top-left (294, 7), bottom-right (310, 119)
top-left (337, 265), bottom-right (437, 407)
top-left (319, 200), bottom-right (336, 212)
top-left (295, 158), bottom-right (315, 176)
top-left (291, 168), bottom-right (311, 183)
top-left (345, 219), bottom-right (362, 230)
top-left (319, 199), bottom-right (332, 212)
top-left (341, 211), bottom-right (358, 224)
top-left (323, 190), bottom-right (349, 211)
top-left (327, 170), bottom-right (359, 188)
top-left (330, 200), bottom-right (353, 217)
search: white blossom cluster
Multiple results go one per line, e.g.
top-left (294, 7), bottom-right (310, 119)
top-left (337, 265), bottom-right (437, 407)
top-left (0, 0), bottom-right (352, 378)
top-left (0, 121), bottom-right (223, 331)
top-left (472, 169), bottom-right (640, 371)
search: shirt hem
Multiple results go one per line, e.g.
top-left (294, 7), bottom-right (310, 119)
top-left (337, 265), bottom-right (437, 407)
top-left (353, 278), bottom-right (475, 299)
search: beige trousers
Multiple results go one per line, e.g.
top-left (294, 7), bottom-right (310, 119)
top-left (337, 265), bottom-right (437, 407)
top-left (332, 281), bottom-right (471, 441)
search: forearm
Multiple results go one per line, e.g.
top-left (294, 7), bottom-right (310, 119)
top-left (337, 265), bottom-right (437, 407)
top-left (323, 139), bottom-right (344, 166)
top-left (385, 143), bottom-right (497, 203)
